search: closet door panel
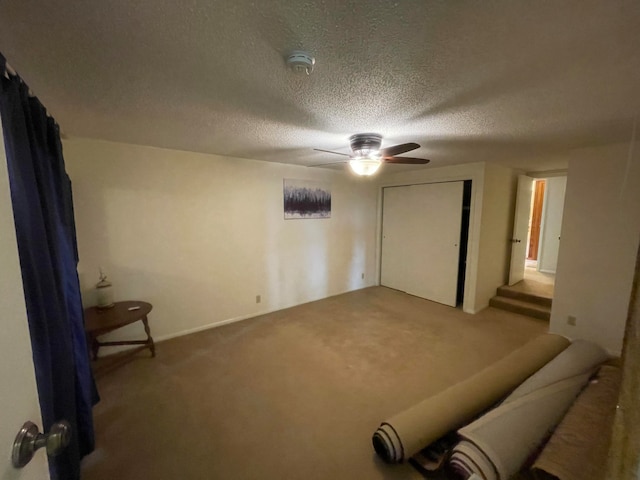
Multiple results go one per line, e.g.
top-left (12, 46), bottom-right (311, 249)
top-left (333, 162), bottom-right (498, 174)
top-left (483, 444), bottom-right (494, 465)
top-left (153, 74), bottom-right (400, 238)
top-left (380, 186), bottom-right (411, 292)
top-left (381, 182), bottom-right (463, 307)
top-left (404, 182), bottom-right (463, 306)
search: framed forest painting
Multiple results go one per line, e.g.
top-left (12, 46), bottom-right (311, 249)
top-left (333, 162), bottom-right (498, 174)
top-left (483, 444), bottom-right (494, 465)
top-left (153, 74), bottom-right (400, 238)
top-left (283, 179), bottom-right (331, 219)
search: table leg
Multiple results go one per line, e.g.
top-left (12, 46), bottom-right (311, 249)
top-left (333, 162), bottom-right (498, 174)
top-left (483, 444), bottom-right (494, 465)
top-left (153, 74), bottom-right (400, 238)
top-left (91, 336), bottom-right (100, 361)
top-left (142, 315), bottom-right (156, 357)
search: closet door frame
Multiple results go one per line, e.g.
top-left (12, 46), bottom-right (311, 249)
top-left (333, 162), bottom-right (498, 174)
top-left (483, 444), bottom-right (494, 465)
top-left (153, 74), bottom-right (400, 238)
top-left (380, 181), bottom-right (464, 307)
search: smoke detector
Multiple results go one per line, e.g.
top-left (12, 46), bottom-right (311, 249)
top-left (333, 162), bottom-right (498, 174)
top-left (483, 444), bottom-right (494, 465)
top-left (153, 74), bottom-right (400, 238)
top-left (286, 51), bottom-right (315, 75)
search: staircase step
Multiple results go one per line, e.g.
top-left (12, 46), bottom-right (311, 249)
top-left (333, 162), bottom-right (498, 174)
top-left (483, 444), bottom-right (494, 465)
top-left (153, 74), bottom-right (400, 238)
top-left (489, 295), bottom-right (551, 321)
top-left (496, 285), bottom-right (552, 307)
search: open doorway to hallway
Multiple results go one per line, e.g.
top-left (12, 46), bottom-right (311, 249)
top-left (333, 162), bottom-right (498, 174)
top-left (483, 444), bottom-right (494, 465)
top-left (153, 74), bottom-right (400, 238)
top-left (523, 179), bottom-right (556, 296)
top-left (524, 258), bottom-right (555, 297)
top-left (491, 255), bottom-right (556, 321)
top-left (522, 176), bottom-right (567, 295)
top-left (493, 175), bottom-right (566, 320)
top-left (526, 180), bottom-right (546, 264)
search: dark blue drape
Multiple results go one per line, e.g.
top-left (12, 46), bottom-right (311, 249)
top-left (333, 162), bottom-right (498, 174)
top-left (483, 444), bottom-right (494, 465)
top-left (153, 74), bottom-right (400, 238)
top-left (0, 54), bottom-right (98, 480)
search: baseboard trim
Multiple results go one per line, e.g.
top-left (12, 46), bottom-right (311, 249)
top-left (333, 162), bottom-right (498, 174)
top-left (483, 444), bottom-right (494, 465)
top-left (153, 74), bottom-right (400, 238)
top-left (154, 306), bottom-right (287, 344)
top-left (465, 301), bottom-right (488, 314)
top-left (153, 285), bottom-right (375, 345)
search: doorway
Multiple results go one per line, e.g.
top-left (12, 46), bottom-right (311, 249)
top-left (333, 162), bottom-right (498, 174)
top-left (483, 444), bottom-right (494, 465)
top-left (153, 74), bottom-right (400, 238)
top-left (526, 180), bottom-right (545, 263)
top-left (456, 180), bottom-right (472, 306)
top-left (524, 180), bottom-right (550, 286)
top-left (512, 176), bottom-right (567, 293)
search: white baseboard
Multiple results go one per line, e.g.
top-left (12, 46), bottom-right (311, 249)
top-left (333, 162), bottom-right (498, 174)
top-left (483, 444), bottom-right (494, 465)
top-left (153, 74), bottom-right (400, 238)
top-left (155, 284), bottom-right (381, 344)
top-left (153, 305), bottom-right (290, 344)
top-left (465, 304), bottom-right (486, 314)
top-left (106, 285), bottom-right (376, 353)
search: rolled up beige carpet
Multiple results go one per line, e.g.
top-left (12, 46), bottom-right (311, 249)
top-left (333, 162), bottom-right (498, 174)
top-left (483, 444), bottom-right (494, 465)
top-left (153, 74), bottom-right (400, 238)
top-left (531, 365), bottom-right (621, 480)
top-left (372, 333), bottom-right (570, 463)
top-left (448, 340), bottom-right (609, 480)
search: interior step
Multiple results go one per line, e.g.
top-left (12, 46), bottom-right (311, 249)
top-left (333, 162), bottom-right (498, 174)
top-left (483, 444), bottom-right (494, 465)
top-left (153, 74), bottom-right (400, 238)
top-left (489, 295), bottom-right (551, 321)
top-left (496, 285), bottom-right (552, 307)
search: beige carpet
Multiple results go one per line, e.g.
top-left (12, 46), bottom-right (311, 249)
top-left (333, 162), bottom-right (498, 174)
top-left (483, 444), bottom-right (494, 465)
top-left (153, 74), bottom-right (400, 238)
top-left (508, 278), bottom-right (554, 300)
top-left (524, 266), bottom-right (555, 289)
top-left (81, 286), bottom-right (547, 480)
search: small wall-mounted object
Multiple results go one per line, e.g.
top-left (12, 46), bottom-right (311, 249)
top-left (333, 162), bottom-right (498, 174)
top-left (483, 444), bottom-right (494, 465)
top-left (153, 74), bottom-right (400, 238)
top-left (96, 268), bottom-right (114, 309)
top-left (286, 51), bottom-right (315, 75)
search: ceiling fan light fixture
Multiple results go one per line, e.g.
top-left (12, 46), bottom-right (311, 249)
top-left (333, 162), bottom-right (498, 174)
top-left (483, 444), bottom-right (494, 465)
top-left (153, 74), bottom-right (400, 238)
top-left (349, 156), bottom-right (382, 176)
top-left (311, 133), bottom-right (428, 173)
top-left (352, 147), bottom-right (378, 158)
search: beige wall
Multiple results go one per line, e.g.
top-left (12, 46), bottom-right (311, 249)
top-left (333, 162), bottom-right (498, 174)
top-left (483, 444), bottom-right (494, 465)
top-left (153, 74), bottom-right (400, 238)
top-left (475, 163), bottom-right (518, 310)
top-left (550, 142), bottom-right (640, 355)
top-left (64, 138), bottom-right (379, 343)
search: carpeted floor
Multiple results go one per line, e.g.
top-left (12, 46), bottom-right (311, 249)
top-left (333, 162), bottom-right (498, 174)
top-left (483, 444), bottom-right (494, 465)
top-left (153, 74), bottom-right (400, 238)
top-left (81, 286), bottom-right (547, 480)
top-left (524, 265), bottom-right (555, 289)
top-left (509, 278), bottom-right (554, 300)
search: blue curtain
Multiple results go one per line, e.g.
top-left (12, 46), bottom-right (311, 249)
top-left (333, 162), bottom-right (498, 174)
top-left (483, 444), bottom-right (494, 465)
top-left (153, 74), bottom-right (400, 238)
top-left (0, 54), bottom-right (98, 480)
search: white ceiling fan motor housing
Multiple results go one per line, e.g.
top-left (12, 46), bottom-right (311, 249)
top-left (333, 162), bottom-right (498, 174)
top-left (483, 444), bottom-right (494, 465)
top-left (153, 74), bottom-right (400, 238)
top-left (349, 133), bottom-right (382, 154)
top-left (287, 51), bottom-right (315, 75)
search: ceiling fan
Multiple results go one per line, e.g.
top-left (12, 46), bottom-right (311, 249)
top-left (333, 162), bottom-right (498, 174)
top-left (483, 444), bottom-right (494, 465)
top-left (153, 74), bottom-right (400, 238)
top-left (311, 133), bottom-right (430, 176)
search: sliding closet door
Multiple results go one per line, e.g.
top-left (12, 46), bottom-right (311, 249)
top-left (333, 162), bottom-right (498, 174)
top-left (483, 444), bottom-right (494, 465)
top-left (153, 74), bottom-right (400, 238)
top-left (380, 186), bottom-right (410, 292)
top-left (381, 181), bottom-right (464, 307)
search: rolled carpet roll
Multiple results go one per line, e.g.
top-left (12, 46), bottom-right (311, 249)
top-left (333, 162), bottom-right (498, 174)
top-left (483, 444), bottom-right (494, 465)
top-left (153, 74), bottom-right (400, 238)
top-left (531, 365), bottom-right (621, 480)
top-left (372, 333), bottom-right (570, 463)
top-left (448, 340), bottom-right (609, 480)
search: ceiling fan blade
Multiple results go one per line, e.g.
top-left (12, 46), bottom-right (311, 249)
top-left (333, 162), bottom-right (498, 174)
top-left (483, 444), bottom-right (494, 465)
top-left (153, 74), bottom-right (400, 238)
top-left (383, 157), bottom-right (430, 164)
top-left (313, 148), bottom-right (351, 157)
top-left (308, 160), bottom-right (349, 168)
top-left (379, 142), bottom-right (420, 157)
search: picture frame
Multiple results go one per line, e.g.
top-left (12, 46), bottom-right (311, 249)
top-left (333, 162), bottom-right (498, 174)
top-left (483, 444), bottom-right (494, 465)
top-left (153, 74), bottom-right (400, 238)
top-left (283, 179), bottom-right (331, 219)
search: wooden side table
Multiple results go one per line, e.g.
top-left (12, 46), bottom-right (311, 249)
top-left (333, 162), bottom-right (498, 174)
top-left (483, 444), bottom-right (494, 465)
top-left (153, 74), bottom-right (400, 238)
top-left (84, 300), bottom-right (155, 360)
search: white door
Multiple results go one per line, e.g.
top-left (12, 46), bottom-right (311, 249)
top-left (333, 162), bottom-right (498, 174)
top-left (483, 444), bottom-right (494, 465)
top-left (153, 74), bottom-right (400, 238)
top-left (381, 181), bottom-right (464, 307)
top-left (380, 186), bottom-right (410, 292)
top-left (0, 125), bottom-right (50, 478)
top-left (508, 175), bottom-right (534, 285)
top-left (537, 176), bottom-right (567, 274)
top-left (405, 182), bottom-right (463, 305)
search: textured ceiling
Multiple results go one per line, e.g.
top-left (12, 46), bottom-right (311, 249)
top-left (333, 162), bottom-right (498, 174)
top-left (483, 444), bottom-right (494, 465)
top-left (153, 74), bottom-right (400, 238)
top-left (1, 0), bottom-right (639, 173)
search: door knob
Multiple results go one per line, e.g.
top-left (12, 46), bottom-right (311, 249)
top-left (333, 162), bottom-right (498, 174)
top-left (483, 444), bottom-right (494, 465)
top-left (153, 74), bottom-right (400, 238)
top-left (12, 420), bottom-right (71, 468)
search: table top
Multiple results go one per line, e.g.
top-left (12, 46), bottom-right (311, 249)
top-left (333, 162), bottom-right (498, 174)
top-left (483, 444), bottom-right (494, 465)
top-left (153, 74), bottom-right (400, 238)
top-left (84, 300), bottom-right (152, 336)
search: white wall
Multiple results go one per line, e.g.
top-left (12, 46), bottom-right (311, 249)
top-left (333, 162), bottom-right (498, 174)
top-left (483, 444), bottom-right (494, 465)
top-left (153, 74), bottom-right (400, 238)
top-left (537, 176), bottom-right (566, 273)
top-left (475, 163), bottom-right (518, 310)
top-left (63, 138), bottom-right (379, 344)
top-left (550, 142), bottom-right (640, 355)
